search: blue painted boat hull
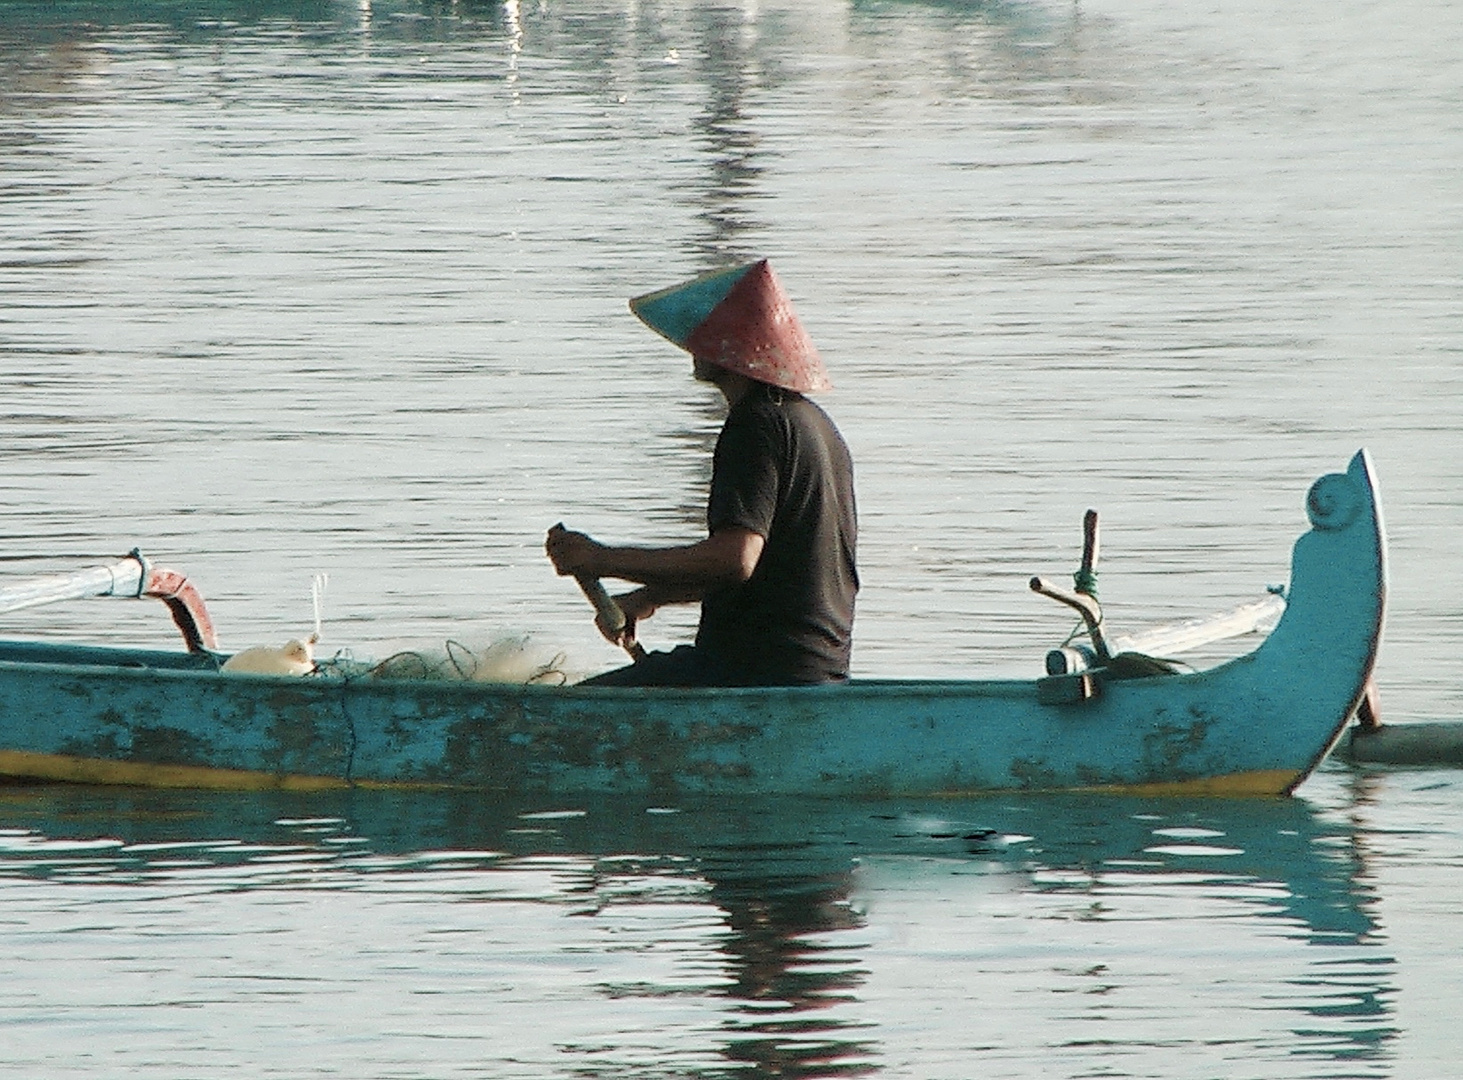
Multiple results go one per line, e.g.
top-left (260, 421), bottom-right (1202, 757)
top-left (0, 452), bottom-right (1386, 797)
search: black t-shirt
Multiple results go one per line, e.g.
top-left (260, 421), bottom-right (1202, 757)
top-left (695, 384), bottom-right (858, 683)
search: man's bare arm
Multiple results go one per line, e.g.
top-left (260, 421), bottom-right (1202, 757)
top-left (546, 525), bottom-right (764, 591)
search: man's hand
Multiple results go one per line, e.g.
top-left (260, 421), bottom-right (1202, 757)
top-left (545, 523), bottom-right (602, 579)
top-left (596, 587), bottom-right (657, 648)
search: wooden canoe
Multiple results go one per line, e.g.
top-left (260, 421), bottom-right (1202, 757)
top-left (0, 451), bottom-right (1386, 797)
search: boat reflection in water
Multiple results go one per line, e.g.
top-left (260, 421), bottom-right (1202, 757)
top-left (0, 782), bottom-right (1393, 1077)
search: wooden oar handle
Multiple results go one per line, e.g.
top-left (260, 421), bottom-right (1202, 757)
top-left (576, 575), bottom-right (626, 635)
top-left (550, 523), bottom-right (645, 662)
top-left (573, 575), bottom-right (646, 663)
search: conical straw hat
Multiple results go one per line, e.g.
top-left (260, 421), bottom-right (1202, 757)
top-left (629, 260), bottom-right (831, 393)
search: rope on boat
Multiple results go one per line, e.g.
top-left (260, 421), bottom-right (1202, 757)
top-left (1060, 618), bottom-right (1093, 650)
top-left (1062, 561), bottom-right (1101, 649)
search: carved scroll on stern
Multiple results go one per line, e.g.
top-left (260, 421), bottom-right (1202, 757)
top-left (1306, 472), bottom-right (1363, 531)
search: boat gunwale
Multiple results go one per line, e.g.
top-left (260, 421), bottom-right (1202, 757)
top-left (0, 646), bottom-right (1059, 699)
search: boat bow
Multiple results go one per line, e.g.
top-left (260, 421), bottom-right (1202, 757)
top-left (1245, 449), bottom-right (1388, 783)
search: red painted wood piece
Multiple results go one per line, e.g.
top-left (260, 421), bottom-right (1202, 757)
top-left (142, 567), bottom-right (218, 652)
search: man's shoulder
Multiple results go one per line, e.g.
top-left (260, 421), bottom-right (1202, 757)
top-left (731, 387), bottom-right (835, 427)
top-left (721, 388), bottom-right (849, 469)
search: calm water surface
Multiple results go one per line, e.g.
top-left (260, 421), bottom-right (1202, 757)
top-left (1, 767), bottom-right (1461, 1078)
top-left (1, 0), bottom-right (1461, 1075)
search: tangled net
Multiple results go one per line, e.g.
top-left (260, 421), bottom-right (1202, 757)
top-left (318, 635), bottom-right (572, 685)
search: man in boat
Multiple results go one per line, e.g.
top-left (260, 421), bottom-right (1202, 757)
top-left (545, 259), bottom-right (858, 687)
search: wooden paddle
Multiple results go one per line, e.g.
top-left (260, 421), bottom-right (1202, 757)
top-left (550, 523), bottom-right (645, 663)
top-left (574, 574), bottom-right (646, 663)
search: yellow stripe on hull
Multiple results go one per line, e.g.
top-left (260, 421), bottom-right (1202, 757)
top-left (1089, 769), bottom-right (1300, 797)
top-left (0, 750), bottom-right (351, 793)
top-left (927, 770), bottom-right (1299, 799)
top-left (0, 751), bottom-right (1300, 799)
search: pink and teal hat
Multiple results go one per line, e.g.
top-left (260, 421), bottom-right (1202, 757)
top-left (629, 259), bottom-right (832, 393)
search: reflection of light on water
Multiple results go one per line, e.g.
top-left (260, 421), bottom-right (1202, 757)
top-left (504, 0), bottom-right (523, 99)
top-left (741, 0), bottom-right (760, 52)
top-left (1147, 826), bottom-right (1243, 857)
top-left (1152, 826), bottom-right (1226, 838)
top-left (1144, 843), bottom-right (1245, 856)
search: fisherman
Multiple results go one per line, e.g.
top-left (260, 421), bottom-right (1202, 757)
top-left (545, 259), bottom-right (858, 687)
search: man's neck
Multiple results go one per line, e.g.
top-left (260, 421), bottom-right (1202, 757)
top-left (710, 371), bottom-right (752, 408)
